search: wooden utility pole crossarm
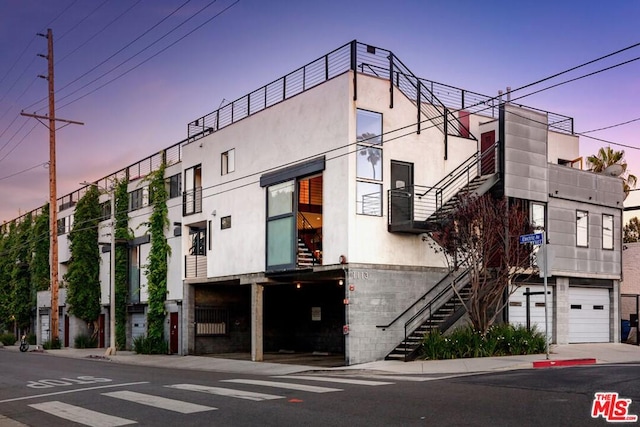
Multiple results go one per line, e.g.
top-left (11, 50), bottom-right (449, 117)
top-left (20, 29), bottom-right (83, 345)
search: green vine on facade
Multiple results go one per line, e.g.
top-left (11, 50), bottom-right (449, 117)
top-left (9, 216), bottom-right (33, 331)
top-left (114, 179), bottom-right (133, 350)
top-left (144, 162), bottom-right (171, 352)
top-left (30, 204), bottom-right (50, 299)
top-left (65, 186), bottom-right (101, 332)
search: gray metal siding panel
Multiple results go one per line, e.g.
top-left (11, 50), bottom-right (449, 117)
top-left (502, 105), bottom-right (549, 203)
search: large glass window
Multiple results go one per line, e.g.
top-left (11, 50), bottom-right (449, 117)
top-left (603, 214), bottom-right (613, 250)
top-left (266, 180), bottom-right (295, 269)
top-left (356, 109), bottom-right (383, 216)
top-left (530, 203), bottom-right (545, 231)
top-left (577, 210), bottom-right (589, 247)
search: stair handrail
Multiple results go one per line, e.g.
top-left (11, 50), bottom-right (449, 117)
top-left (417, 141), bottom-right (499, 216)
top-left (376, 266), bottom-right (471, 330)
top-left (358, 60), bottom-right (474, 140)
top-left (404, 267), bottom-right (471, 331)
top-left (297, 211), bottom-right (322, 265)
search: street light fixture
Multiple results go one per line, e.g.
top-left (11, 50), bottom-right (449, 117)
top-left (82, 181), bottom-right (116, 356)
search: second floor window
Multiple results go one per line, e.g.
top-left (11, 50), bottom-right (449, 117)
top-left (603, 214), bottom-right (613, 250)
top-left (577, 210), bottom-right (588, 247)
top-left (222, 149), bottom-right (235, 175)
top-left (168, 174), bottom-right (182, 199)
top-left (129, 187), bottom-right (149, 211)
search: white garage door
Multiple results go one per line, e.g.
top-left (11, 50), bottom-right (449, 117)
top-left (131, 313), bottom-right (146, 340)
top-left (569, 287), bottom-right (609, 343)
top-left (509, 285), bottom-right (553, 342)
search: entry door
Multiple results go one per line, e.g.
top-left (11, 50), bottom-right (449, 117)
top-left (480, 131), bottom-right (496, 175)
top-left (390, 161), bottom-right (413, 223)
top-left (170, 312), bottom-right (179, 354)
top-left (64, 314), bottom-right (69, 347)
top-left (98, 314), bottom-right (105, 348)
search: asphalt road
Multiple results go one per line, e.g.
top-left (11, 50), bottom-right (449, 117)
top-left (0, 350), bottom-right (639, 426)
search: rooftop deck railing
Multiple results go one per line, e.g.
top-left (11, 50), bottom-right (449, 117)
top-left (187, 40), bottom-right (574, 143)
top-left (4, 139), bottom-right (184, 227)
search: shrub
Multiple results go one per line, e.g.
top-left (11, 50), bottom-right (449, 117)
top-left (74, 334), bottom-right (97, 349)
top-left (42, 338), bottom-right (62, 350)
top-left (420, 324), bottom-right (546, 360)
top-left (0, 333), bottom-right (16, 346)
top-left (27, 333), bottom-right (36, 345)
top-left (132, 336), bottom-right (168, 355)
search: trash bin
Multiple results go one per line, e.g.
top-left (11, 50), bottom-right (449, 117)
top-left (622, 320), bottom-right (631, 342)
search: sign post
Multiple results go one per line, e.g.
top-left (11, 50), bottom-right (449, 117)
top-left (519, 232), bottom-right (549, 360)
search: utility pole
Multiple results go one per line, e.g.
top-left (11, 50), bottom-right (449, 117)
top-left (21, 29), bottom-right (83, 345)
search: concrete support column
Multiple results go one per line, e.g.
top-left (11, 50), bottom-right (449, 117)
top-left (612, 280), bottom-right (620, 343)
top-left (555, 277), bottom-right (569, 345)
top-left (251, 283), bottom-right (264, 362)
top-left (183, 282), bottom-right (195, 355)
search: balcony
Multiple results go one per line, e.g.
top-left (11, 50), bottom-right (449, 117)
top-left (185, 254), bottom-right (207, 279)
top-left (183, 187), bottom-right (202, 216)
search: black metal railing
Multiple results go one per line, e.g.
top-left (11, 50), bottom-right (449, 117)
top-left (388, 142), bottom-right (500, 227)
top-left (376, 266), bottom-right (471, 332)
top-left (186, 40), bottom-right (574, 144)
top-left (297, 212), bottom-right (322, 266)
top-left (182, 187), bottom-right (202, 216)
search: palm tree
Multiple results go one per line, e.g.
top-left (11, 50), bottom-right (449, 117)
top-left (586, 147), bottom-right (637, 196)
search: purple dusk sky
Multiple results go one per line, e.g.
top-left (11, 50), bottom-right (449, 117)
top-left (1, 0), bottom-right (639, 224)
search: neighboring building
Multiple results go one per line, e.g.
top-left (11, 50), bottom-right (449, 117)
top-left (622, 242), bottom-right (640, 342)
top-left (2, 40), bottom-right (624, 364)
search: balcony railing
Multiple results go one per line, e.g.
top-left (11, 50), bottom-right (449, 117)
top-left (183, 187), bottom-right (202, 216)
top-left (186, 40), bottom-right (574, 144)
top-left (185, 254), bottom-right (207, 278)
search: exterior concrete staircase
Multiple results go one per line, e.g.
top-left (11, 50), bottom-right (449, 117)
top-left (385, 283), bottom-right (471, 361)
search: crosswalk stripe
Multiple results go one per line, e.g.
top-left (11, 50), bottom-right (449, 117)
top-left (221, 379), bottom-right (342, 393)
top-left (28, 401), bottom-right (135, 427)
top-left (103, 390), bottom-right (216, 413)
top-left (272, 375), bottom-right (394, 386)
top-left (166, 384), bottom-right (284, 401)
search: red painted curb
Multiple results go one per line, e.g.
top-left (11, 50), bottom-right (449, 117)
top-left (532, 358), bottom-right (597, 368)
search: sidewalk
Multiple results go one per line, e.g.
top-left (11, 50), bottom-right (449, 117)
top-left (3, 343), bottom-right (640, 377)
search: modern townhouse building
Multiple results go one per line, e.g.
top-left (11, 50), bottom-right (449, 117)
top-left (2, 40), bottom-right (623, 365)
top-left (179, 41), bottom-right (623, 364)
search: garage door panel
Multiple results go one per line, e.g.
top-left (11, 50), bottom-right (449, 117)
top-left (509, 285), bottom-right (553, 341)
top-left (569, 287), bottom-right (609, 343)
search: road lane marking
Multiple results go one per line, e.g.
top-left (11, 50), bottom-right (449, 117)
top-left (166, 384), bottom-right (283, 401)
top-left (221, 379), bottom-right (342, 393)
top-left (0, 382), bottom-right (149, 404)
top-left (103, 390), bottom-right (216, 414)
top-left (272, 375), bottom-right (394, 386)
top-left (28, 401), bottom-right (136, 427)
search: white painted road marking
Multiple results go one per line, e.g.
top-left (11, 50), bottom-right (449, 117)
top-left (0, 382), bottom-right (149, 404)
top-left (273, 375), bottom-right (394, 386)
top-left (28, 401), bottom-right (136, 427)
top-left (103, 390), bottom-right (216, 414)
top-left (166, 384), bottom-right (284, 401)
top-left (221, 379), bottom-right (342, 393)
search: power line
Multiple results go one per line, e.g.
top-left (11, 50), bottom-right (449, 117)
top-left (0, 162), bottom-right (48, 182)
top-left (56, 0), bottom-right (143, 65)
top-left (23, 0), bottom-right (196, 112)
top-left (581, 117), bottom-right (640, 134)
top-left (57, 0), bottom-right (240, 112)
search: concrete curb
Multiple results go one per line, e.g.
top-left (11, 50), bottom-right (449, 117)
top-left (532, 358), bottom-right (597, 368)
